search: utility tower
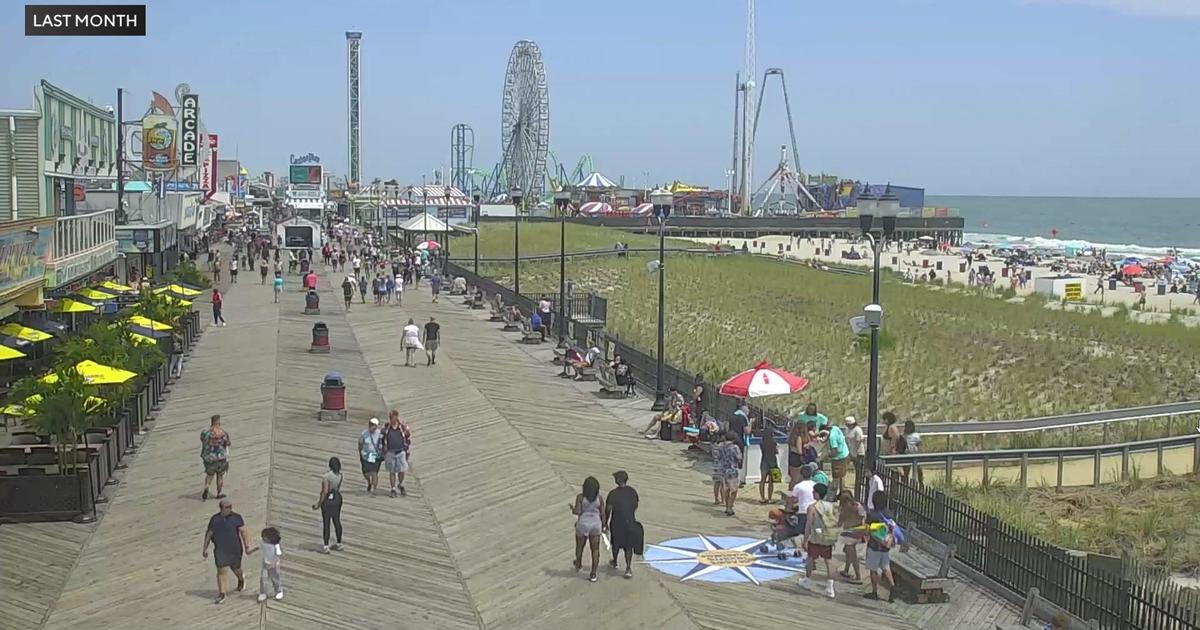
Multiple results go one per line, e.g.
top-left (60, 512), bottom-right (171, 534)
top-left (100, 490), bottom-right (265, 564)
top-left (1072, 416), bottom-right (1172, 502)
top-left (450, 124), bottom-right (475, 195)
top-left (346, 31), bottom-right (362, 187)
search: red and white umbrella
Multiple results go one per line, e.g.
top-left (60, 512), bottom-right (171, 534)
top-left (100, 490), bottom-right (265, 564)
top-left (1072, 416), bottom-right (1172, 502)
top-left (718, 361), bottom-right (809, 398)
top-left (416, 240), bottom-right (440, 250)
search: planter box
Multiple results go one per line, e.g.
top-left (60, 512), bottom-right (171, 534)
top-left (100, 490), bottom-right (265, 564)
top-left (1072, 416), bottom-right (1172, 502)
top-left (0, 468), bottom-right (94, 522)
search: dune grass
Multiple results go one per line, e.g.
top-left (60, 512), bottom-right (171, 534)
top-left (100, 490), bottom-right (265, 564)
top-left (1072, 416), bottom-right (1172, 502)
top-left (943, 473), bottom-right (1200, 574)
top-left (461, 222), bottom-right (1200, 424)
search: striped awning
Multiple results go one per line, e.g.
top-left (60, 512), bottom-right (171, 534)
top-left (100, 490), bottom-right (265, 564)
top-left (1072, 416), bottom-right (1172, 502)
top-left (631, 203), bottom-right (654, 216)
top-left (576, 172), bottom-right (617, 189)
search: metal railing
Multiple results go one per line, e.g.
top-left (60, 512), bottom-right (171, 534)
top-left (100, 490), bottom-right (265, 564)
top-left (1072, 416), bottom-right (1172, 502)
top-left (887, 470), bottom-right (1200, 630)
top-left (883, 434), bottom-right (1200, 490)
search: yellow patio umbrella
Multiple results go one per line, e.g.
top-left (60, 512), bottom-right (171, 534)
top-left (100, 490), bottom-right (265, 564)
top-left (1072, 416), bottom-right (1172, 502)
top-left (128, 315), bottom-right (173, 331)
top-left (163, 295), bottom-right (193, 307)
top-left (98, 280), bottom-right (135, 293)
top-left (129, 333), bottom-right (157, 346)
top-left (77, 287), bottom-right (117, 301)
top-left (154, 283), bottom-right (202, 297)
top-left (52, 298), bottom-right (98, 313)
top-left (0, 323), bottom-right (53, 343)
top-left (0, 344), bottom-right (27, 361)
top-left (2, 394), bottom-right (106, 416)
top-left (41, 360), bottom-right (138, 385)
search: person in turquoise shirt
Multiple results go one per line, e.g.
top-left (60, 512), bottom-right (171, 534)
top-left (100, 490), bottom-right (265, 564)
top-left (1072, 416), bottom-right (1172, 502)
top-left (823, 424), bottom-right (850, 494)
top-left (272, 272), bottom-right (284, 303)
top-left (812, 467), bottom-right (831, 488)
top-left (796, 402), bottom-right (828, 430)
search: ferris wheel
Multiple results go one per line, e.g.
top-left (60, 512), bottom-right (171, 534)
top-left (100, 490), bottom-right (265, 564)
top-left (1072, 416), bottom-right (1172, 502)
top-left (500, 40), bottom-right (549, 204)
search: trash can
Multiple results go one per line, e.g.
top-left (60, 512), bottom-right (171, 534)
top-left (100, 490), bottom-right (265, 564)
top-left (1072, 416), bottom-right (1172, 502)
top-left (935, 261), bottom-right (943, 271)
top-left (320, 371), bottom-right (345, 410)
top-left (1157, 284), bottom-right (1167, 295)
top-left (310, 322), bottom-right (330, 353)
top-left (959, 262), bottom-right (967, 272)
top-left (1108, 279), bottom-right (1117, 291)
top-left (300, 259), bottom-right (311, 273)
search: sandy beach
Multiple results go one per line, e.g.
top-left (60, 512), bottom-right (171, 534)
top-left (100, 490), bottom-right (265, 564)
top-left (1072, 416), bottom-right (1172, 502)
top-left (687, 235), bottom-right (1200, 326)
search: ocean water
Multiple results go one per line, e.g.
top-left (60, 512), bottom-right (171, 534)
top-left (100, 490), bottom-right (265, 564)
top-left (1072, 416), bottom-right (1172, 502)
top-left (928, 196), bottom-right (1200, 258)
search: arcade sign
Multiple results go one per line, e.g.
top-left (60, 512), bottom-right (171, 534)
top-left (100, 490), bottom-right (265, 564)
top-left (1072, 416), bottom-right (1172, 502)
top-left (180, 94), bottom-right (199, 166)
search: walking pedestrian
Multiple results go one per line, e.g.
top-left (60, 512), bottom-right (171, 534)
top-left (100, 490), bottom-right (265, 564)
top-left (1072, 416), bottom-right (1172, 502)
top-left (423, 316), bottom-right (441, 366)
top-left (864, 492), bottom-right (898, 602)
top-left (430, 271), bottom-right (442, 303)
top-left (382, 411), bottom-right (411, 497)
top-left (799, 483), bottom-right (840, 598)
top-left (341, 275), bottom-right (356, 310)
top-left (714, 431), bottom-right (742, 516)
top-left (200, 414), bottom-right (230, 500)
top-left (358, 417), bottom-right (383, 493)
top-left (402, 318), bottom-right (423, 367)
top-left (212, 288), bottom-right (227, 326)
top-left (604, 471), bottom-right (641, 579)
top-left (311, 457), bottom-right (345, 553)
top-left (570, 476), bottom-right (606, 583)
top-left (259, 258), bottom-right (269, 284)
top-left (201, 498), bottom-right (251, 604)
top-left (758, 423), bottom-right (779, 503)
top-left (230, 257), bottom-right (239, 283)
top-left (357, 274), bottom-right (367, 304)
top-left (843, 416), bottom-right (866, 488)
top-left (273, 272), bottom-right (283, 303)
top-left (256, 527), bottom-right (284, 602)
top-left (394, 272), bottom-right (404, 306)
top-left (836, 489), bottom-right (866, 585)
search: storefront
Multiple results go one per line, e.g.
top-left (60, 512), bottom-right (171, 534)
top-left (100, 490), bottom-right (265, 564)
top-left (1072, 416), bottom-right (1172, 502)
top-left (116, 221), bottom-right (177, 282)
top-left (0, 220), bottom-right (55, 319)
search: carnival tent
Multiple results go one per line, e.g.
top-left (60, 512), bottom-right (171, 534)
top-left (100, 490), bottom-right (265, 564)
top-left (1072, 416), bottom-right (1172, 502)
top-left (579, 202), bottom-right (613, 216)
top-left (397, 213), bottom-right (455, 234)
top-left (576, 172), bottom-right (618, 189)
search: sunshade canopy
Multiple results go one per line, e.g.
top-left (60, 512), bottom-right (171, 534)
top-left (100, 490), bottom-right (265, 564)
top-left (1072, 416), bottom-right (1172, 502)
top-left (0, 323), bottom-right (53, 343)
top-left (129, 333), bottom-right (158, 346)
top-left (41, 360), bottom-right (138, 385)
top-left (154, 283), bottom-right (202, 297)
top-left (97, 281), bottom-right (136, 293)
top-left (128, 315), bottom-right (173, 331)
top-left (129, 324), bottom-right (171, 339)
top-left (53, 298), bottom-right (98, 313)
top-left (0, 344), bottom-right (27, 361)
top-left (2, 394), bottom-right (106, 416)
top-left (77, 288), bottom-right (117, 301)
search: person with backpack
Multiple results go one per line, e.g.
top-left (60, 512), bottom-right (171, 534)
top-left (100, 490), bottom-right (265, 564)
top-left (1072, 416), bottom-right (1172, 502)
top-left (864, 491), bottom-right (900, 602)
top-left (799, 483), bottom-right (840, 598)
top-left (311, 457), bottom-right (344, 554)
top-left (381, 410), bottom-right (412, 497)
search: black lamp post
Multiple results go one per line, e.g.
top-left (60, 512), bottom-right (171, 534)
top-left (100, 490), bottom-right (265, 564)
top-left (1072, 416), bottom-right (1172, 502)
top-left (858, 213), bottom-right (897, 477)
top-left (511, 186), bottom-right (522, 295)
top-left (649, 188), bottom-right (674, 411)
top-left (472, 194), bottom-right (481, 275)
top-left (555, 189), bottom-right (572, 342)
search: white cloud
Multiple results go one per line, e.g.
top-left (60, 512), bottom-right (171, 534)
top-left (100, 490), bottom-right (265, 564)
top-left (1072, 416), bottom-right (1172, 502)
top-left (1033, 0), bottom-right (1200, 17)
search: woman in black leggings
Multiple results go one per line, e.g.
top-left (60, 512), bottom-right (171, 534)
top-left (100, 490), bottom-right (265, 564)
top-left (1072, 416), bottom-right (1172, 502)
top-left (312, 457), bottom-right (344, 553)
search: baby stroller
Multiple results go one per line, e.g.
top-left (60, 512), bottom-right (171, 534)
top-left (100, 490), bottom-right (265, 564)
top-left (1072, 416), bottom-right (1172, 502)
top-left (760, 508), bottom-right (804, 560)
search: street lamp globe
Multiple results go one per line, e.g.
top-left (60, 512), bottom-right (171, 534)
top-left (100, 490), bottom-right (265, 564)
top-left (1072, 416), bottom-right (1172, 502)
top-left (510, 186), bottom-right (523, 208)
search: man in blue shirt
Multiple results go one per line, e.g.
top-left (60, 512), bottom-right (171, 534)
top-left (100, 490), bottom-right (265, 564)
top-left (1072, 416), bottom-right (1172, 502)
top-left (530, 311), bottom-right (544, 341)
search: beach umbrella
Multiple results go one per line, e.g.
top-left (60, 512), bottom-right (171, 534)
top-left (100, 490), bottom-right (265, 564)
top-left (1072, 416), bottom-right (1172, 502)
top-left (719, 361), bottom-right (809, 398)
top-left (25, 320), bottom-right (67, 337)
top-left (416, 240), bottom-right (440, 250)
top-left (129, 333), bottom-right (158, 347)
top-left (128, 315), bottom-right (173, 331)
top-left (1121, 264), bottom-right (1144, 276)
top-left (1120, 257), bottom-right (1141, 267)
top-left (41, 360), bottom-right (137, 385)
top-left (0, 323), bottom-right (53, 343)
top-left (3, 394), bottom-right (107, 416)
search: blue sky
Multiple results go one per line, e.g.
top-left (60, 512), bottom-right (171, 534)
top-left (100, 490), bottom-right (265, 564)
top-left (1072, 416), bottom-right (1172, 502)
top-left (2, 0), bottom-right (1196, 196)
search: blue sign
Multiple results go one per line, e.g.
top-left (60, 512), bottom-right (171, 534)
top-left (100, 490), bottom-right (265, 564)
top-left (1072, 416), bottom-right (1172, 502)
top-left (164, 181), bottom-right (198, 192)
top-left (289, 153), bottom-right (320, 165)
top-left (643, 534), bottom-right (804, 585)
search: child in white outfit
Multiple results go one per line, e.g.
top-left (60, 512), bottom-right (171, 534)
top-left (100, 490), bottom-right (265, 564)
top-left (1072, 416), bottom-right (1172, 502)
top-left (257, 526), bottom-right (283, 602)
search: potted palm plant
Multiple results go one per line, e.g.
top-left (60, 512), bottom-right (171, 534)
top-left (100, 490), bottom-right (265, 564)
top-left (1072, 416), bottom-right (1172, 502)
top-left (4, 367), bottom-right (98, 521)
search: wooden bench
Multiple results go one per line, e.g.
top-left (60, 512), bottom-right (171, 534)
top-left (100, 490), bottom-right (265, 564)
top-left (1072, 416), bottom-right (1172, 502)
top-left (470, 293), bottom-right (485, 309)
top-left (597, 363), bottom-right (625, 397)
top-left (891, 527), bottom-right (955, 604)
top-left (519, 320), bottom-right (543, 344)
top-left (552, 343), bottom-right (572, 365)
top-left (995, 587), bottom-right (1099, 630)
top-left (577, 362), bottom-right (598, 381)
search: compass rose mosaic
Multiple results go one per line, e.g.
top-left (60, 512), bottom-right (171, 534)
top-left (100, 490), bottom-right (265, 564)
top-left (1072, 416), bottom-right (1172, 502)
top-left (642, 534), bottom-right (805, 585)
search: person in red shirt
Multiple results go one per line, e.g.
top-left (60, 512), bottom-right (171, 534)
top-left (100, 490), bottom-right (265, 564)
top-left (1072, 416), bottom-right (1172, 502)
top-left (212, 288), bottom-right (227, 327)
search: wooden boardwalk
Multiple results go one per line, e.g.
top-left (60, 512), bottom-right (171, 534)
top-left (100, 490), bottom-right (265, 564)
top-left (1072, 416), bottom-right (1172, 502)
top-left (1, 271), bottom-right (1021, 629)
